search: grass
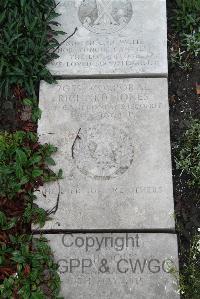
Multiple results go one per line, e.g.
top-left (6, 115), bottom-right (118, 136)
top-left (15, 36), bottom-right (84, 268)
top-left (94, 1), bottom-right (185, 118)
top-left (176, 119), bottom-right (200, 188)
top-left (178, 236), bottom-right (200, 299)
top-left (170, 0), bottom-right (200, 68)
top-left (169, 3), bottom-right (200, 298)
top-left (175, 119), bottom-right (200, 299)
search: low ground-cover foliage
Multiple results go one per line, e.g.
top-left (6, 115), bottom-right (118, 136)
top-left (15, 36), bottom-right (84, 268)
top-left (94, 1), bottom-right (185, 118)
top-left (0, 131), bottom-right (62, 228)
top-left (176, 119), bottom-right (200, 188)
top-left (0, 235), bottom-right (62, 299)
top-left (0, 0), bottom-right (65, 297)
top-left (0, 131), bottom-right (63, 297)
top-left (170, 0), bottom-right (200, 68)
top-left (175, 119), bottom-right (200, 299)
top-left (0, 131), bottom-right (61, 199)
top-left (0, 0), bottom-right (65, 98)
top-left (169, 3), bottom-right (200, 297)
top-left (178, 236), bottom-right (200, 299)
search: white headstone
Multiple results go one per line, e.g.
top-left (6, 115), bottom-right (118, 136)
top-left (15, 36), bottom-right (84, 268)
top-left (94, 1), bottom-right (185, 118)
top-left (49, 0), bottom-right (168, 76)
top-left (35, 78), bottom-right (174, 230)
top-left (42, 233), bottom-right (180, 299)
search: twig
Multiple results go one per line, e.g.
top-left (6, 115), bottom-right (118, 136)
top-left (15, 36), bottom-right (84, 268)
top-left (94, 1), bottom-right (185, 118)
top-left (46, 182), bottom-right (61, 215)
top-left (72, 128), bottom-right (81, 159)
top-left (52, 27), bottom-right (78, 53)
top-left (45, 2), bottom-right (60, 22)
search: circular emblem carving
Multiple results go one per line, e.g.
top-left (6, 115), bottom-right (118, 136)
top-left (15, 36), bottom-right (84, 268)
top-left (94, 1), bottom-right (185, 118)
top-left (78, 0), bottom-right (133, 34)
top-left (73, 124), bottom-right (134, 180)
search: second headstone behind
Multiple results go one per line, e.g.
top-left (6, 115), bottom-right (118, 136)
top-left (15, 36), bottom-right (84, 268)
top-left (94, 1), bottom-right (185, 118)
top-left (49, 0), bottom-right (168, 76)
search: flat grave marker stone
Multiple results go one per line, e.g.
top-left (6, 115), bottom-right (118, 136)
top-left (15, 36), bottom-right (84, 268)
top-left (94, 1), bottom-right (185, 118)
top-left (42, 233), bottom-right (179, 299)
top-left (35, 78), bottom-right (174, 230)
top-left (49, 0), bottom-right (168, 76)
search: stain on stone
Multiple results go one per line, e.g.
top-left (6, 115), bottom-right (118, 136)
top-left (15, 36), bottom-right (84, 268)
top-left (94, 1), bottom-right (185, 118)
top-left (72, 128), bottom-right (82, 159)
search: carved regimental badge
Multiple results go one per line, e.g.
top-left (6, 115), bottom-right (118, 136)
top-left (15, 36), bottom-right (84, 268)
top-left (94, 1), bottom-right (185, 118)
top-left (73, 124), bottom-right (134, 180)
top-left (78, 0), bottom-right (133, 34)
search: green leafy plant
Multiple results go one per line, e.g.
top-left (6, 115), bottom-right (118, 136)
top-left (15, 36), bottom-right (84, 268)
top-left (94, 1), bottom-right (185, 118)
top-left (178, 235), bottom-right (200, 299)
top-left (0, 0), bottom-right (66, 297)
top-left (0, 131), bottom-right (62, 199)
top-left (176, 119), bottom-right (200, 188)
top-left (170, 49), bottom-right (192, 70)
top-left (0, 131), bottom-right (63, 296)
top-left (182, 32), bottom-right (200, 57)
top-left (23, 203), bottom-right (48, 228)
top-left (0, 211), bottom-right (18, 231)
top-left (173, 0), bottom-right (200, 33)
top-left (0, 0), bottom-right (65, 98)
top-left (22, 98), bottom-right (42, 123)
top-left (173, 0), bottom-right (200, 57)
top-left (0, 235), bottom-right (63, 299)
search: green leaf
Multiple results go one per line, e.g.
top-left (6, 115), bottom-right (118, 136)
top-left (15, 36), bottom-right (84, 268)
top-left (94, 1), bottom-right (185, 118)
top-left (32, 108), bottom-right (42, 122)
top-left (23, 98), bottom-right (33, 106)
top-left (16, 165), bottom-right (24, 179)
top-left (0, 11), bottom-right (6, 24)
top-left (11, 251), bottom-right (25, 264)
top-left (20, 0), bottom-right (26, 8)
top-left (16, 149), bottom-right (27, 165)
top-left (57, 169), bottom-right (63, 179)
top-left (3, 218), bottom-right (18, 230)
top-left (30, 155), bottom-right (42, 165)
top-left (8, 34), bottom-right (23, 46)
top-left (45, 157), bottom-right (56, 165)
top-left (20, 176), bottom-right (29, 185)
top-left (0, 255), bottom-right (4, 265)
top-left (0, 211), bottom-right (7, 227)
top-left (32, 169), bottom-right (43, 178)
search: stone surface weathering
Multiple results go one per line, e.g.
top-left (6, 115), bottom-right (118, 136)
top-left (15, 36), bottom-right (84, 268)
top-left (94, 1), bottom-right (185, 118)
top-left (42, 233), bottom-right (179, 299)
top-left (48, 0), bottom-right (168, 76)
top-left (36, 1), bottom-right (180, 298)
top-left (35, 78), bottom-right (175, 230)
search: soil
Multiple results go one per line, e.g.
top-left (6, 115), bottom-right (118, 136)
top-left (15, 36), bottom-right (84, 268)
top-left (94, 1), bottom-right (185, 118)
top-left (167, 2), bottom-right (200, 296)
top-left (168, 49), bottom-right (200, 239)
top-left (0, 98), bottom-right (17, 131)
